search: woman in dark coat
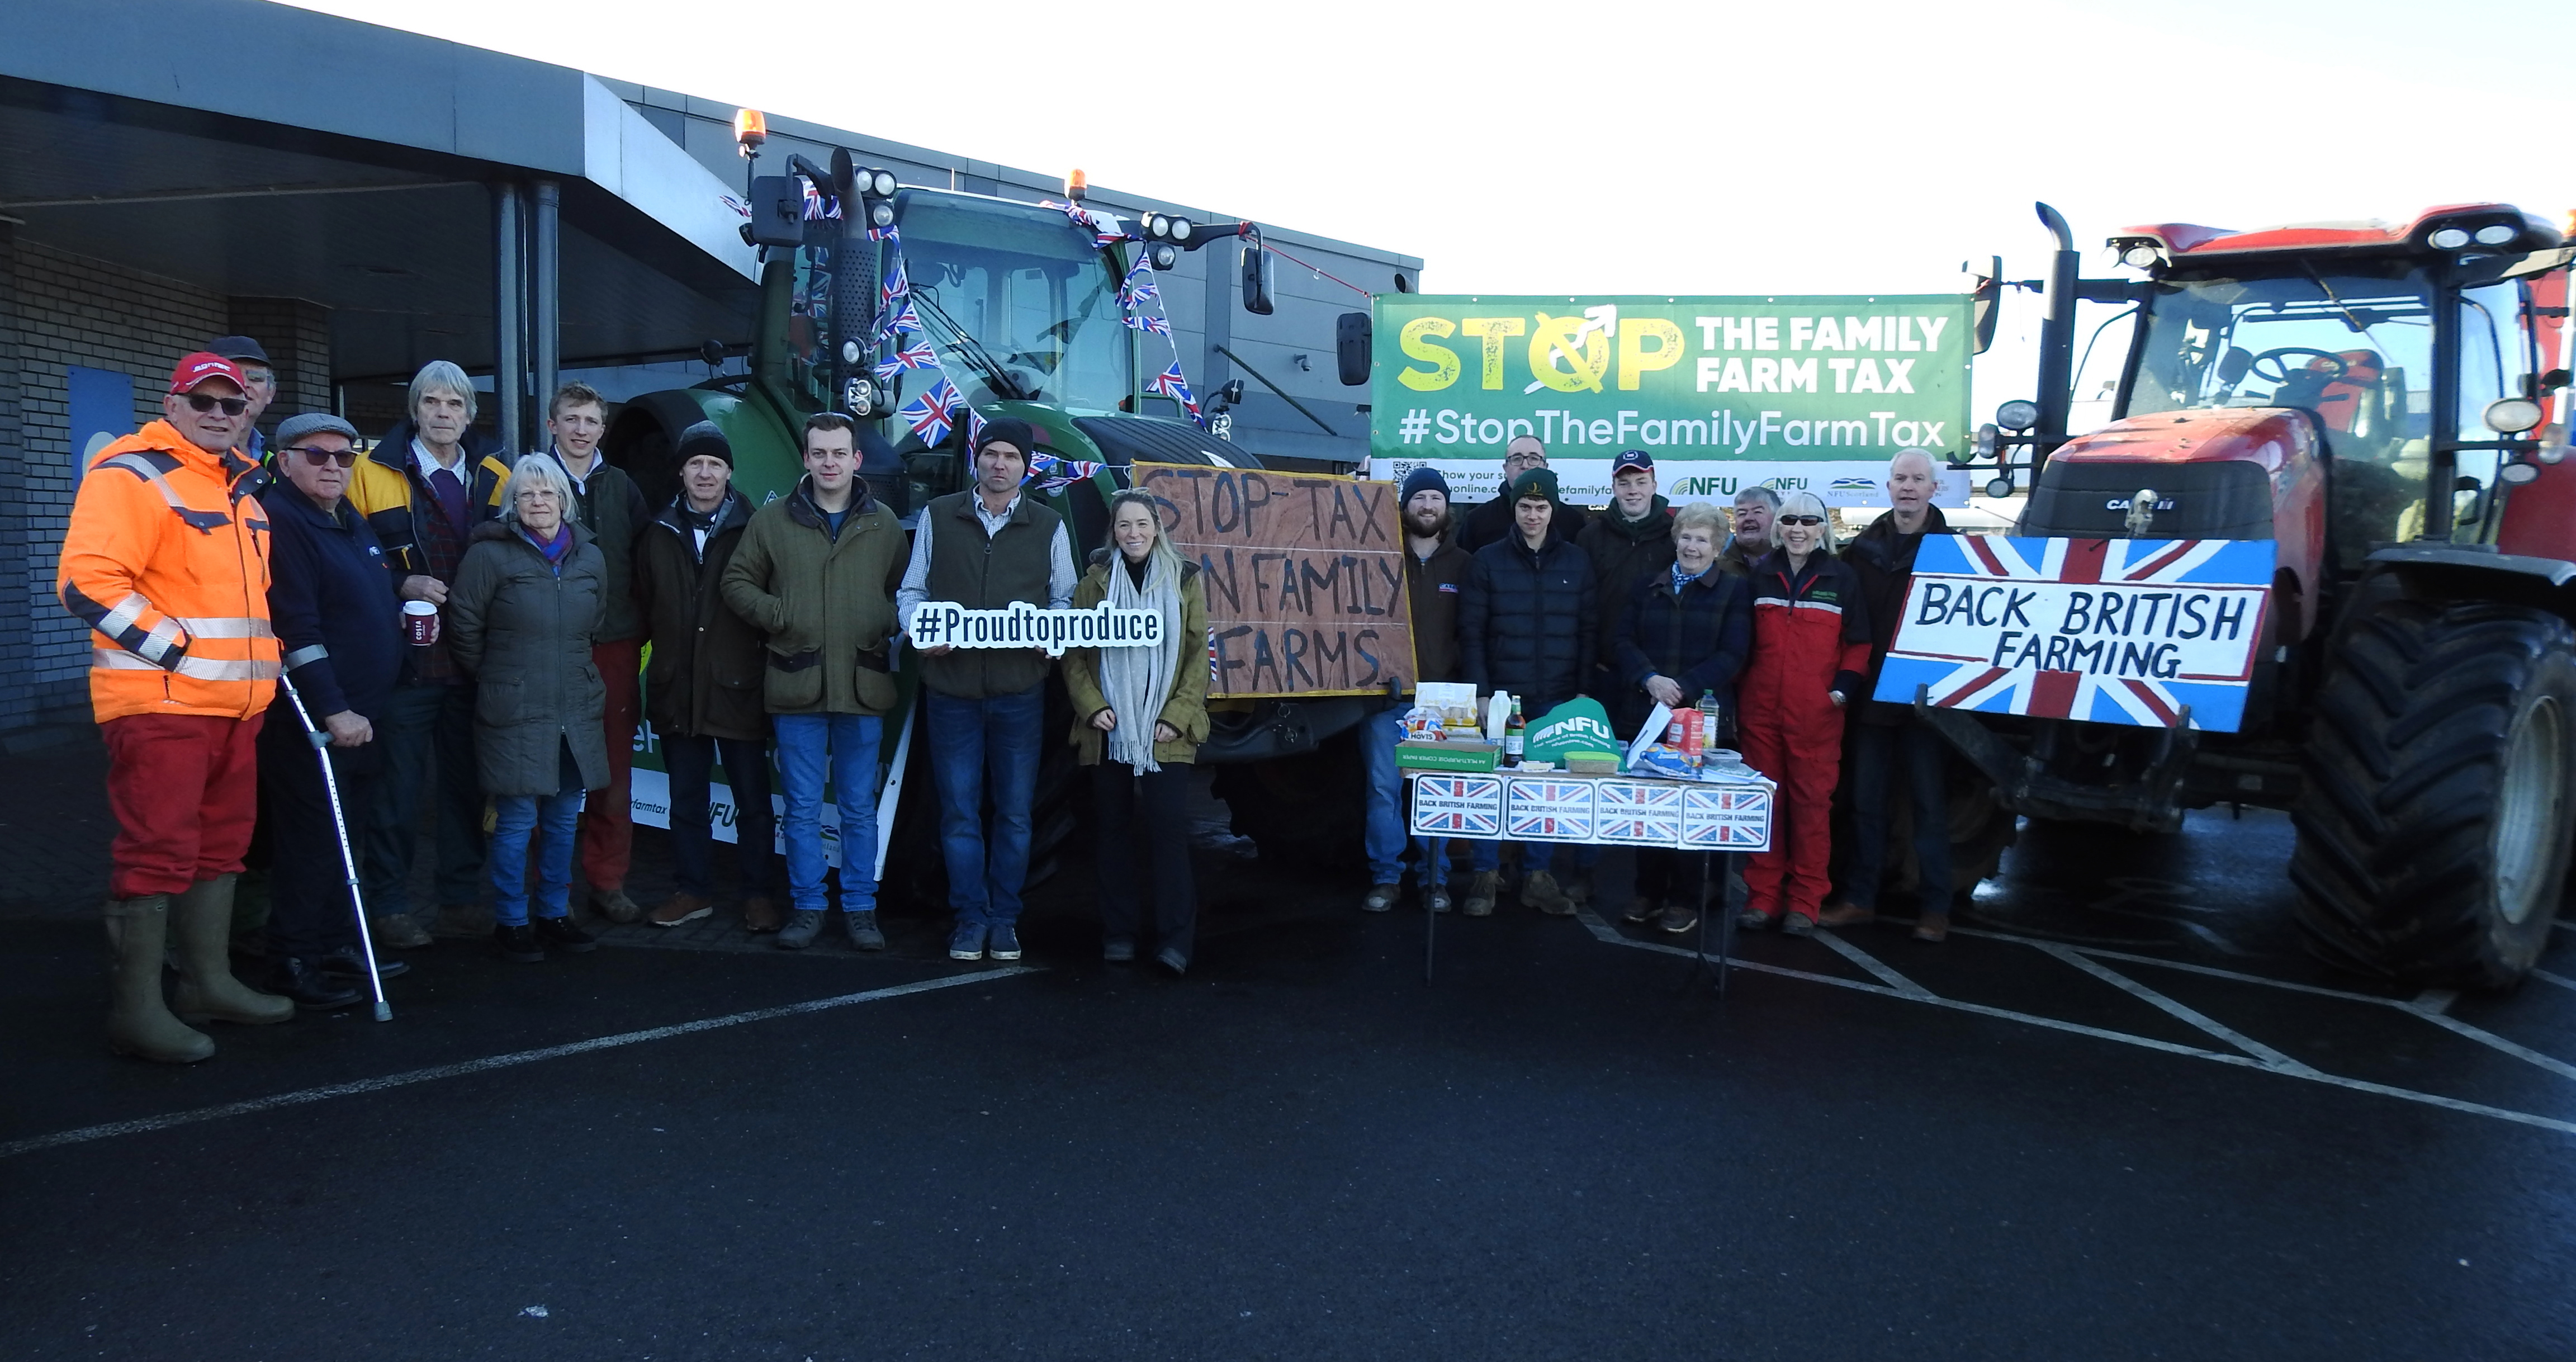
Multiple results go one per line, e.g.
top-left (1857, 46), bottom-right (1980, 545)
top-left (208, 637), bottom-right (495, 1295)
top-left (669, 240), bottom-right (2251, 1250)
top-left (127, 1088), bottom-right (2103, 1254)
top-left (448, 455), bottom-right (610, 962)
top-left (1611, 500), bottom-right (1752, 935)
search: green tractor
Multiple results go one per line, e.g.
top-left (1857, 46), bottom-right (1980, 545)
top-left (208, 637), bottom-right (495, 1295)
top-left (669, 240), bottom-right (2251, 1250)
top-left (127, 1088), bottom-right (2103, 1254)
top-left (602, 152), bottom-right (1374, 894)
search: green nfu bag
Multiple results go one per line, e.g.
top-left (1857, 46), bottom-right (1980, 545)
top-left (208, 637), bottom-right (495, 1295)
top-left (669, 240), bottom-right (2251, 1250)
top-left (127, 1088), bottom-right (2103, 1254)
top-left (1525, 697), bottom-right (1622, 768)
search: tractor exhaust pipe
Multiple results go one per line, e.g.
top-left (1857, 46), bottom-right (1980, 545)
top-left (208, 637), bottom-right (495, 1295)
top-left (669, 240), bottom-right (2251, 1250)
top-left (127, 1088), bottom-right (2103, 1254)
top-left (2033, 202), bottom-right (2081, 466)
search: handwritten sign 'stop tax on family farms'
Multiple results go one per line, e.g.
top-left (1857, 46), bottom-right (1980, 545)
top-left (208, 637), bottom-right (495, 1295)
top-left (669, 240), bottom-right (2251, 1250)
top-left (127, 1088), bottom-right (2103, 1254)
top-left (1132, 462), bottom-right (1417, 698)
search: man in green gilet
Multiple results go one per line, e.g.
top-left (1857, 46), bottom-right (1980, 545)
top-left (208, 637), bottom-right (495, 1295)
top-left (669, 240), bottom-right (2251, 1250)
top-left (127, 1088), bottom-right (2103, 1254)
top-left (896, 418), bottom-right (1076, 963)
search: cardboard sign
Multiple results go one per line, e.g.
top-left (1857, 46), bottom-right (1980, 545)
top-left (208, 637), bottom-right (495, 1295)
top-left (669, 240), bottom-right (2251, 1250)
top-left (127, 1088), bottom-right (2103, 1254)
top-left (1872, 536), bottom-right (2275, 732)
top-left (1680, 785), bottom-right (1774, 851)
top-left (1412, 772), bottom-right (1504, 838)
top-left (1134, 461), bottom-right (1415, 697)
top-left (905, 601), bottom-right (1163, 658)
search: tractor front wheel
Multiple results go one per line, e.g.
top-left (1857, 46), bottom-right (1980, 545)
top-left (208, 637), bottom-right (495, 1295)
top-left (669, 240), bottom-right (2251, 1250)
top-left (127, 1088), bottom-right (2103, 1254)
top-left (2290, 598), bottom-right (2576, 989)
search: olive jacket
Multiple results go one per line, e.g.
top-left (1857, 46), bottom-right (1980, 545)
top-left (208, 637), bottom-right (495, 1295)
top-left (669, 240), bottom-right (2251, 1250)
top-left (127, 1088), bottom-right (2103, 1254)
top-left (1059, 551), bottom-right (1211, 767)
top-left (718, 477), bottom-right (905, 716)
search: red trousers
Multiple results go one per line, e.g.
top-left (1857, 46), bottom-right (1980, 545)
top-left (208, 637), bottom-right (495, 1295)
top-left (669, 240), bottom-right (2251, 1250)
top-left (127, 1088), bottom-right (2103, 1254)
top-left (578, 638), bottom-right (642, 892)
top-left (1740, 697), bottom-right (1844, 921)
top-left (102, 712), bottom-right (265, 899)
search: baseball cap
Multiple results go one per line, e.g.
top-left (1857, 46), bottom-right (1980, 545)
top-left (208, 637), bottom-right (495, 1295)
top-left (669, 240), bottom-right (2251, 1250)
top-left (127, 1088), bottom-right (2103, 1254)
top-left (168, 352), bottom-right (252, 396)
top-left (1612, 449), bottom-right (1655, 474)
top-left (205, 335), bottom-right (273, 367)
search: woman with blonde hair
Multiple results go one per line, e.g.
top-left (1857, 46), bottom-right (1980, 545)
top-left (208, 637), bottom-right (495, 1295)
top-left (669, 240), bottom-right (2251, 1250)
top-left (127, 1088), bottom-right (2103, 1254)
top-left (1734, 490), bottom-right (1871, 937)
top-left (1061, 490), bottom-right (1211, 974)
top-left (448, 455), bottom-right (610, 962)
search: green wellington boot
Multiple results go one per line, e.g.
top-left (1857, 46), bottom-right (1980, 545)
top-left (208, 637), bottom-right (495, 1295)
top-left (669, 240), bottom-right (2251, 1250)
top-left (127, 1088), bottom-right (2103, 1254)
top-left (168, 874), bottom-right (294, 1027)
top-left (102, 895), bottom-right (215, 1063)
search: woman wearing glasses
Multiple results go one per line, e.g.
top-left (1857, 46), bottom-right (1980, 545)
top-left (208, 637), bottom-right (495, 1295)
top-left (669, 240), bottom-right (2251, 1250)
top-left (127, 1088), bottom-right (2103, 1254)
top-left (254, 414), bottom-right (410, 1009)
top-left (448, 456), bottom-right (610, 962)
top-left (1735, 491), bottom-right (1872, 938)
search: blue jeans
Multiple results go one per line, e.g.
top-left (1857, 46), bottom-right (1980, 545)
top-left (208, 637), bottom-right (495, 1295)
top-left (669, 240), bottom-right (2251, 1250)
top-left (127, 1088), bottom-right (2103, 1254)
top-left (1471, 839), bottom-right (1554, 874)
top-left (488, 745), bottom-right (584, 926)
top-left (1847, 718), bottom-right (1952, 911)
top-left (1359, 702), bottom-right (1452, 887)
top-left (926, 684), bottom-right (1044, 926)
top-left (364, 680), bottom-right (486, 919)
top-left (774, 713), bottom-right (882, 915)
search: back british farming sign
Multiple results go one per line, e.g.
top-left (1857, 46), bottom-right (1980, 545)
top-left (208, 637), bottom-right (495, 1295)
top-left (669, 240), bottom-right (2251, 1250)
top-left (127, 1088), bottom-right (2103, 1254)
top-left (1872, 536), bottom-right (2276, 732)
top-left (1368, 296), bottom-right (1973, 507)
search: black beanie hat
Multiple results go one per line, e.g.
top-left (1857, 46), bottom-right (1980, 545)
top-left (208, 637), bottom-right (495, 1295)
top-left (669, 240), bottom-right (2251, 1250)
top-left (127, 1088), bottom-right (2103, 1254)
top-left (975, 417), bottom-right (1036, 460)
top-left (675, 420), bottom-right (732, 466)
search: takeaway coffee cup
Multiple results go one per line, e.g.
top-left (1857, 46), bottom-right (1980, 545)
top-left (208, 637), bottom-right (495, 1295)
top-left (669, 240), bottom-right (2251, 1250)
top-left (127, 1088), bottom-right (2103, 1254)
top-left (403, 599), bottom-right (440, 646)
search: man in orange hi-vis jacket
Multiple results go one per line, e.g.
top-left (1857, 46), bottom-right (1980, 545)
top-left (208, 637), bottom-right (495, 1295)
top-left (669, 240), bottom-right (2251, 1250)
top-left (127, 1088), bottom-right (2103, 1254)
top-left (60, 352), bottom-right (296, 1062)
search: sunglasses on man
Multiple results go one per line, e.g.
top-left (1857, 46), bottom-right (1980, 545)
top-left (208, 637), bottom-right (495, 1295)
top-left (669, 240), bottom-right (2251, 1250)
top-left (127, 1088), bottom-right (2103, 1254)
top-left (1777, 514), bottom-right (1825, 526)
top-left (284, 445), bottom-right (360, 468)
top-left (183, 392), bottom-right (250, 417)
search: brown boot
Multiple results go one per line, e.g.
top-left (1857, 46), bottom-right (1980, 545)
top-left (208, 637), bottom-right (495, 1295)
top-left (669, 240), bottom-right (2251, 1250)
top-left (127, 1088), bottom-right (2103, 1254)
top-left (741, 896), bottom-right (783, 933)
top-left (167, 875), bottom-right (294, 1027)
top-left (649, 891), bottom-right (715, 928)
top-left (1912, 911), bottom-right (1951, 943)
top-left (102, 896), bottom-right (214, 1063)
top-left (1817, 900), bottom-right (1875, 928)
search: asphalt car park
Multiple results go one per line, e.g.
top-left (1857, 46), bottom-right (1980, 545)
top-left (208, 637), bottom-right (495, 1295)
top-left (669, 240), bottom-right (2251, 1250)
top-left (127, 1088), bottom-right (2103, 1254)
top-left (4, 737), bottom-right (2574, 1360)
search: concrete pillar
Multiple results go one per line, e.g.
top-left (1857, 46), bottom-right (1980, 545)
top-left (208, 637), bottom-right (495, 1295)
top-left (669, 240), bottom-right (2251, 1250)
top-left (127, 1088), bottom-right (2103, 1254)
top-left (493, 182), bottom-right (525, 453)
top-left (532, 179), bottom-right (560, 428)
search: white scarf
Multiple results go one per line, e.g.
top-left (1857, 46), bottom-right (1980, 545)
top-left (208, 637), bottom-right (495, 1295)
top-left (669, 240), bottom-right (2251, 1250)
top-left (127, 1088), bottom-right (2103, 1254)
top-left (1100, 552), bottom-right (1181, 772)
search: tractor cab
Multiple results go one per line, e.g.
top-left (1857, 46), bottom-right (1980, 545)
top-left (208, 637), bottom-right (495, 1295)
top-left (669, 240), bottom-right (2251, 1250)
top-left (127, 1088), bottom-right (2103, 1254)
top-left (2021, 205), bottom-right (2570, 649)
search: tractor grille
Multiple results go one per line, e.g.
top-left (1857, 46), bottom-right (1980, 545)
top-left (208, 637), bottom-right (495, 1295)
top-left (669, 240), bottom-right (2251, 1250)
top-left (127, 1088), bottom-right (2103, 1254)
top-left (2021, 460), bottom-right (2276, 540)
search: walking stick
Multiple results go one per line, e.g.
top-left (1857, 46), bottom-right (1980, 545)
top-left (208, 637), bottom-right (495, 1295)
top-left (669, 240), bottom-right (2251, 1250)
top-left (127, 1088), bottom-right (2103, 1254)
top-left (277, 674), bottom-right (392, 1022)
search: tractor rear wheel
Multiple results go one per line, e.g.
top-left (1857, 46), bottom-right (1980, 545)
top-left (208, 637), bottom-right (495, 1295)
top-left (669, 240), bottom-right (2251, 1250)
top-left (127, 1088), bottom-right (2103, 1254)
top-left (2290, 598), bottom-right (2576, 989)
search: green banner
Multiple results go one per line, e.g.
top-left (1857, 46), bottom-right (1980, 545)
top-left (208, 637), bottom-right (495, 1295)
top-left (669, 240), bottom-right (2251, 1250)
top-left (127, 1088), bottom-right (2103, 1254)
top-left (1369, 295), bottom-right (1974, 507)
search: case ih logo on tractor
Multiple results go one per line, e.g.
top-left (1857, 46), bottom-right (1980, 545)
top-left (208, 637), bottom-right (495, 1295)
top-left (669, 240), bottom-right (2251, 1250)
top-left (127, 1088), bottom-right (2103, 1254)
top-left (1937, 202), bottom-right (2574, 990)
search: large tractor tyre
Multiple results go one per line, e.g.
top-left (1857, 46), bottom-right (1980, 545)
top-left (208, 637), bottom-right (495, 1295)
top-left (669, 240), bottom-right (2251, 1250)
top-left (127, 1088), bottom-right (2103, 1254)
top-left (2289, 599), bottom-right (2576, 989)
top-left (1868, 760), bottom-right (2018, 905)
top-left (1210, 731), bottom-right (1367, 873)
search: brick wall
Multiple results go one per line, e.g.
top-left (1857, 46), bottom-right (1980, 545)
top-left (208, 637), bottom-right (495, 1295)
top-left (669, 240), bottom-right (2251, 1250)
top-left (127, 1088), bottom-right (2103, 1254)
top-left (0, 239), bottom-right (233, 729)
top-left (226, 296), bottom-right (333, 420)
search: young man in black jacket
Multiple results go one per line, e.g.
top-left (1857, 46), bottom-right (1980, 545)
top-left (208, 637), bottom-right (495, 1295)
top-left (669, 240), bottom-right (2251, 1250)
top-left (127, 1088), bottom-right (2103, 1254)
top-left (1458, 467), bottom-right (1597, 916)
top-left (1361, 467), bottom-right (1474, 914)
top-left (1457, 436), bottom-right (1588, 554)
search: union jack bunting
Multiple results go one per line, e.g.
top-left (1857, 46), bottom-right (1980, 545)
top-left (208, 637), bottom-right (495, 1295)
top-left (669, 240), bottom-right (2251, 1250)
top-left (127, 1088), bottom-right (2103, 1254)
top-left (1873, 536), bottom-right (2278, 734)
top-left (873, 355), bottom-right (903, 383)
top-left (1147, 360), bottom-right (1201, 421)
top-left (868, 224), bottom-right (900, 245)
top-left (898, 377), bottom-right (964, 444)
top-left (874, 301), bottom-right (923, 339)
top-left (1043, 201), bottom-right (1130, 248)
top-left (800, 183), bottom-right (839, 221)
top-left (880, 256), bottom-right (910, 308)
top-left (1117, 255), bottom-right (1158, 309)
top-left (1122, 313), bottom-right (1172, 337)
top-left (1024, 451), bottom-right (1104, 494)
top-left (964, 408), bottom-right (986, 453)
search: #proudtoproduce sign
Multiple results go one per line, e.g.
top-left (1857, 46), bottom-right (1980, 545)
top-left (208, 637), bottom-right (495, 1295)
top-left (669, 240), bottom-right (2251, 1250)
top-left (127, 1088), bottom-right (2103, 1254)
top-left (1871, 536), bottom-right (2276, 732)
top-left (1369, 295), bottom-right (1974, 507)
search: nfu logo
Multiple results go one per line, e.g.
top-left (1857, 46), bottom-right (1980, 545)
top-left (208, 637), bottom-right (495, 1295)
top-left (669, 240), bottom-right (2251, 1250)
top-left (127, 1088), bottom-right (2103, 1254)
top-left (1669, 475), bottom-right (1739, 497)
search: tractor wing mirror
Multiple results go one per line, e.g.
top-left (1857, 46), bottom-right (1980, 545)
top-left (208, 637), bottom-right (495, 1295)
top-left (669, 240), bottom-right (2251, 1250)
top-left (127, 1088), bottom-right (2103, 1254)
top-left (747, 175), bottom-right (804, 248)
top-left (1964, 256), bottom-right (2001, 356)
top-left (1336, 312), bottom-right (1371, 386)
top-left (1242, 242), bottom-right (1276, 315)
top-left (2217, 347), bottom-right (2255, 387)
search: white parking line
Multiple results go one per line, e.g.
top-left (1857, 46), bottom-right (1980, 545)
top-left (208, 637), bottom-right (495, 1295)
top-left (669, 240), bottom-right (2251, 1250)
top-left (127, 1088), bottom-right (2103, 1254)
top-left (2532, 969), bottom-right (2576, 994)
top-left (0, 967), bottom-right (1035, 1161)
top-left (2033, 942), bottom-right (2321, 1076)
top-left (1813, 928), bottom-right (1935, 999)
top-left (1573, 910), bottom-right (2576, 1138)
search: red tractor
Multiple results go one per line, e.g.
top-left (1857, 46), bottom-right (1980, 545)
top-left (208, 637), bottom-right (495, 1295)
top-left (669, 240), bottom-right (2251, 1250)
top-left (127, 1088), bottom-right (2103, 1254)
top-left (1943, 203), bottom-right (2575, 988)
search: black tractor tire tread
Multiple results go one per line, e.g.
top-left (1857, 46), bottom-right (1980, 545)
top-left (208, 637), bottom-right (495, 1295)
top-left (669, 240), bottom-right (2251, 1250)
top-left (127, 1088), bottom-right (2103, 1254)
top-left (2288, 598), bottom-right (2574, 989)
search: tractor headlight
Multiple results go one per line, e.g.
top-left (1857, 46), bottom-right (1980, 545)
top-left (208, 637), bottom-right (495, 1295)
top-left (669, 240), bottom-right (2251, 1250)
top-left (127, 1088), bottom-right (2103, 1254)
top-left (1170, 217), bottom-right (1194, 243)
top-left (1996, 399), bottom-right (2040, 432)
top-left (2484, 397), bottom-right (2544, 435)
top-left (872, 170), bottom-right (898, 198)
top-left (869, 201), bottom-right (894, 228)
top-left (2474, 223), bottom-right (2518, 247)
top-left (2120, 243), bottom-right (2161, 269)
top-left (2430, 226), bottom-right (2473, 250)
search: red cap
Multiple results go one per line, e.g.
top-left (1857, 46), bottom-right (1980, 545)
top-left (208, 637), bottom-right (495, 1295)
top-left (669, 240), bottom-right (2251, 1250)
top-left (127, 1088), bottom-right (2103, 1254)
top-left (168, 352), bottom-right (250, 396)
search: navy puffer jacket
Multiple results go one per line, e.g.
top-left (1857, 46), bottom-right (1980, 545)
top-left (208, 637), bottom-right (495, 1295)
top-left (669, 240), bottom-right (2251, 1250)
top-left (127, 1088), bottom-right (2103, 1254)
top-left (1461, 524), bottom-right (1598, 716)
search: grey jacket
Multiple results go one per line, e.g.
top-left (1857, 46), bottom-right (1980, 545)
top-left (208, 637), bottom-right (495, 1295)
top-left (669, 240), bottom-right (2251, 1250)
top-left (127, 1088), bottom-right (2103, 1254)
top-left (448, 519), bottom-right (610, 797)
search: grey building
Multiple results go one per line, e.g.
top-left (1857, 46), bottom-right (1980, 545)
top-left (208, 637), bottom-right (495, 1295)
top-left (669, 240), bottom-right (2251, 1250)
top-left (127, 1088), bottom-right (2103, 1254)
top-left (0, 0), bottom-right (1418, 737)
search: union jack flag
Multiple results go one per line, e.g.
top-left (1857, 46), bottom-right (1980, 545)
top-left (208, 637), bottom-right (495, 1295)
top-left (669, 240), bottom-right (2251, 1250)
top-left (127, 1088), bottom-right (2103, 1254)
top-left (964, 408), bottom-right (986, 453)
top-left (1147, 360), bottom-right (1201, 422)
top-left (800, 183), bottom-right (839, 220)
top-left (880, 256), bottom-right (910, 308)
top-left (898, 378), bottom-right (964, 443)
top-left (1122, 313), bottom-right (1172, 337)
top-left (1873, 536), bottom-right (2278, 734)
top-left (868, 224), bottom-right (900, 245)
top-left (1504, 776), bottom-right (1595, 842)
top-left (1593, 780), bottom-right (1684, 846)
top-left (1045, 202), bottom-right (1129, 248)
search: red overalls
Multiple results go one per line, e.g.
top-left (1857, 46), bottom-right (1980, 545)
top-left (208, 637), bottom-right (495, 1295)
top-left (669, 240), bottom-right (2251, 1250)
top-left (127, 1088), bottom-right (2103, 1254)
top-left (1737, 551), bottom-right (1872, 922)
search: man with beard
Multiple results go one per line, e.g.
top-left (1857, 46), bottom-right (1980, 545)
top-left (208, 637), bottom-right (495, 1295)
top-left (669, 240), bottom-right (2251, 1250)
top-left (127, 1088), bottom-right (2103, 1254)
top-left (1358, 467), bottom-right (1473, 914)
